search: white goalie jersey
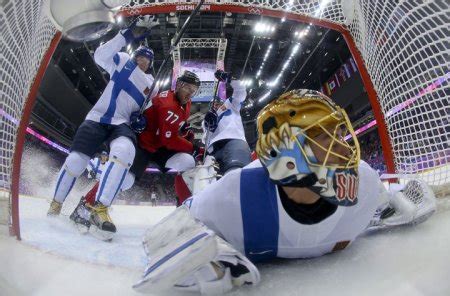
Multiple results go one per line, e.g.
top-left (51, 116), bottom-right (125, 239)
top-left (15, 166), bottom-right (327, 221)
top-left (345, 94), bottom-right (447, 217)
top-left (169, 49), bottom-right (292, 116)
top-left (186, 160), bottom-right (385, 262)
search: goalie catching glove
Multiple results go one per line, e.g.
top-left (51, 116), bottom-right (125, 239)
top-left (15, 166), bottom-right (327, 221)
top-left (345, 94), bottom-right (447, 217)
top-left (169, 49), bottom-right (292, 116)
top-left (368, 179), bottom-right (436, 230)
top-left (133, 206), bottom-right (260, 294)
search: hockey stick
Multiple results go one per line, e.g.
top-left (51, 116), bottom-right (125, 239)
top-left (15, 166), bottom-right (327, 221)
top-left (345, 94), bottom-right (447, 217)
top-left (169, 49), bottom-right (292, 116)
top-left (202, 77), bottom-right (222, 162)
top-left (139, 0), bottom-right (205, 113)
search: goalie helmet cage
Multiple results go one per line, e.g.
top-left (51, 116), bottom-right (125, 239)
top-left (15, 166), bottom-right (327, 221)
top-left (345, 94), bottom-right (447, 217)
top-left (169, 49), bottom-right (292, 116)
top-left (1, 0), bottom-right (448, 239)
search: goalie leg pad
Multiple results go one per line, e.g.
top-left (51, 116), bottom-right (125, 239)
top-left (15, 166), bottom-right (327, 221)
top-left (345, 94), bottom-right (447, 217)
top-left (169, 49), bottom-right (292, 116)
top-left (182, 155), bottom-right (218, 195)
top-left (174, 236), bottom-right (261, 295)
top-left (215, 236), bottom-right (261, 287)
top-left (165, 152), bottom-right (195, 172)
top-left (175, 262), bottom-right (234, 295)
top-left (134, 206), bottom-right (218, 293)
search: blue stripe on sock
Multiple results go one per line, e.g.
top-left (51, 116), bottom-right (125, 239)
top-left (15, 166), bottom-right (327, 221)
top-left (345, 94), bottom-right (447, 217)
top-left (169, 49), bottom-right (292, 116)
top-left (65, 176), bottom-right (76, 199)
top-left (142, 232), bottom-right (209, 278)
top-left (54, 169), bottom-right (66, 199)
top-left (112, 169), bottom-right (128, 202)
top-left (97, 162), bottom-right (114, 202)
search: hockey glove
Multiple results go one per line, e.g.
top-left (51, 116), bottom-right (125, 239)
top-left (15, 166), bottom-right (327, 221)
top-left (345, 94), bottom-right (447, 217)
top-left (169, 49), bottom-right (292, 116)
top-left (130, 111), bottom-right (147, 133)
top-left (204, 110), bottom-right (218, 133)
top-left (214, 70), bottom-right (232, 83)
top-left (120, 16), bottom-right (158, 44)
top-left (180, 122), bottom-right (195, 142)
top-left (192, 144), bottom-right (205, 162)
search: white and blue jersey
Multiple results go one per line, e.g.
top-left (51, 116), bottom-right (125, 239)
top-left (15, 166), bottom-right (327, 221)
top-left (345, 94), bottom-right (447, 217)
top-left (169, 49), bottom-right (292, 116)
top-left (85, 33), bottom-right (158, 126)
top-left (187, 160), bottom-right (383, 262)
top-left (202, 80), bottom-right (247, 149)
top-left (86, 157), bottom-right (105, 180)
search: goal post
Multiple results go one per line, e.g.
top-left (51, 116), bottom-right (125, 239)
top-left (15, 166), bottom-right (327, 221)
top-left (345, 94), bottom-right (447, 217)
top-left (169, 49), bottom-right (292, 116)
top-left (1, 0), bottom-right (59, 238)
top-left (1, 0), bottom-right (448, 239)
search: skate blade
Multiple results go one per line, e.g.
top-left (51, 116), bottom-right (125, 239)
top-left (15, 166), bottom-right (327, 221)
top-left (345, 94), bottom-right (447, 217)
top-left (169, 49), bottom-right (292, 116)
top-left (89, 225), bottom-right (115, 242)
top-left (72, 221), bottom-right (89, 234)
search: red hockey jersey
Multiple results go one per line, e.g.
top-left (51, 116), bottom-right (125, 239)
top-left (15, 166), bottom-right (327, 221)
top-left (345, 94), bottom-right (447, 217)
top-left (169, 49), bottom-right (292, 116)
top-left (138, 90), bottom-right (193, 153)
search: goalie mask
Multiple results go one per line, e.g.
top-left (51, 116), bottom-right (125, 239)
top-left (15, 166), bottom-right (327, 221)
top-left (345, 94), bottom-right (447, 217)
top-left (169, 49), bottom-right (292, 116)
top-left (256, 89), bottom-right (360, 206)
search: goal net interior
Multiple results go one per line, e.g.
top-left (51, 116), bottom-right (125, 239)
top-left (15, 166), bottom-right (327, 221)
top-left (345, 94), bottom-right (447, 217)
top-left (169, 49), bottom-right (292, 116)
top-left (1, 0), bottom-right (448, 238)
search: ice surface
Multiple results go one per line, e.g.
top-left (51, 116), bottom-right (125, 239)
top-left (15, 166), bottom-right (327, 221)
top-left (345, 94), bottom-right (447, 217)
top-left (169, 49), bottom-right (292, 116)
top-left (1, 196), bottom-right (449, 296)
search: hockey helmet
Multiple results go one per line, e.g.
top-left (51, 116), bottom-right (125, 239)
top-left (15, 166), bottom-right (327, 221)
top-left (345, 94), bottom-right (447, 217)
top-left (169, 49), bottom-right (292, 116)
top-left (133, 46), bottom-right (154, 73)
top-left (175, 71), bottom-right (201, 102)
top-left (256, 89), bottom-right (360, 206)
top-left (177, 70), bottom-right (201, 87)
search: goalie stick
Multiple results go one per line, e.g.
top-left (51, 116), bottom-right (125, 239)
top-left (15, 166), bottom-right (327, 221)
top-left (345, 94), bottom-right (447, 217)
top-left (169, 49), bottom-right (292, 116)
top-left (139, 0), bottom-right (205, 114)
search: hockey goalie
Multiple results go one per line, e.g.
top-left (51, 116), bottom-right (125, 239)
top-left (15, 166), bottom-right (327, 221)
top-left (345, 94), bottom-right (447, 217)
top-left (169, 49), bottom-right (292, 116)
top-left (134, 89), bottom-right (436, 294)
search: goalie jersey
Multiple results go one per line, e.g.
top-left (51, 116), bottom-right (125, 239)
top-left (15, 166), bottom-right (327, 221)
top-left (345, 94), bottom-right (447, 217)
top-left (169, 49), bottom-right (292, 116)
top-left (187, 160), bottom-right (383, 262)
top-left (85, 33), bottom-right (158, 125)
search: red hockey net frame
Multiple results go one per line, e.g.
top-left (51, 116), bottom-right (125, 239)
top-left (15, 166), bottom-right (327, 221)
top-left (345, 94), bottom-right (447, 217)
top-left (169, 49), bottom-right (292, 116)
top-left (2, 1), bottom-right (448, 239)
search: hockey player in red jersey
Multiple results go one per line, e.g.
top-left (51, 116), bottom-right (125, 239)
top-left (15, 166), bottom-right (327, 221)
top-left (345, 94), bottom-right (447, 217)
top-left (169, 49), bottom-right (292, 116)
top-left (70, 70), bottom-right (202, 239)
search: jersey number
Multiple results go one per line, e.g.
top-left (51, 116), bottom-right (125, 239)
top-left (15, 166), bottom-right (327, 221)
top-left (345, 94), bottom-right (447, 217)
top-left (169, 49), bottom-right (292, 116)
top-left (166, 111), bottom-right (179, 124)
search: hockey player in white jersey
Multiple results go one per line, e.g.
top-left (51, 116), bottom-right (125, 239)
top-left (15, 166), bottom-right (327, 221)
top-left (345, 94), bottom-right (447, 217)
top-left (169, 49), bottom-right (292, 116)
top-left (134, 89), bottom-right (436, 294)
top-left (202, 70), bottom-right (252, 175)
top-left (86, 151), bottom-right (109, 180)
top-left (47, 17), bottom-right (159, 238)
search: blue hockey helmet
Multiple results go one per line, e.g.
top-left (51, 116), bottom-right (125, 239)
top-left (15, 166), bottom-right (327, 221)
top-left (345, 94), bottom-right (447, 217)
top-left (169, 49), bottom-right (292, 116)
top-left (133, 46), bottom-right (154, 73)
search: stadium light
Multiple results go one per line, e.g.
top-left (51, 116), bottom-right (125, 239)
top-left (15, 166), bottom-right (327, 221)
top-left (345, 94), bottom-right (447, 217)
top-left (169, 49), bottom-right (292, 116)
top-left (255, 43), bottom-right (273, 79)
top-left (254, 22), bottom-right (276, 35)
top-left (258, 90), bottom-right (272, 103)
top-left (265, 42), bottom-right (300, 89)
top-left (240, 78), bottom-right (253, 87)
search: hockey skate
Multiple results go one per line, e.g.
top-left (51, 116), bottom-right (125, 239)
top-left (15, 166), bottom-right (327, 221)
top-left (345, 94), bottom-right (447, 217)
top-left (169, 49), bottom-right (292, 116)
top-left (69, 197), bottom-right (91, 234)
top-left (88, 201), bottom-right (116, 241)
top-left (47, 200), bottom-right (62, 216)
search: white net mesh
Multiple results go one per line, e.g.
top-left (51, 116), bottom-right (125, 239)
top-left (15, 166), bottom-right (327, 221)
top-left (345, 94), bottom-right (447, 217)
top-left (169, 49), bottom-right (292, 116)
top-left (1, 0), bottom-right (448, 235)
top-left (345, 1), bottom-right (449, 188)
top-left (122, 1), bottom-right (449, 186)
top-left (0, 0), bottom-right (57, 232)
